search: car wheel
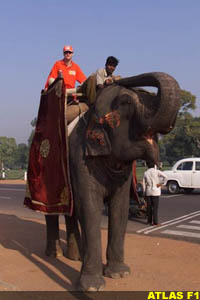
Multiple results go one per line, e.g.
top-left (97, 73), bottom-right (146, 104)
top-left (184, 188), bottom-right (194, 194)
top-left (167, 181), bottom-right (180, 194)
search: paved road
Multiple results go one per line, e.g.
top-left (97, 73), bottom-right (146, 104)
top-left (0, 184), bottom-right (44, 220)
top-left (0, 184), bottom-right (200, 243)
top-left (129, 190), bottom-right (200, 244)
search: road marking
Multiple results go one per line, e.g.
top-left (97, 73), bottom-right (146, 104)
top-left (177, 224), bottom-right (200, 231)
top-left (0, 188), bottom-right (25, 192)
top-left (162, 229), bottom-right (200, 239)
top-left (143, 213), bottom-right (200, 235)
top-left (0, 196), bottom-right (11, 199)
top-left (136, 210), bottom-right (200, 233)
top-left (161, 194), bottom-right (181, 198)
top-left (190, 220), bottom-right (200, 225)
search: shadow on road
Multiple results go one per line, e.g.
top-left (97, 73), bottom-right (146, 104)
top-left (0, 214), bottom-right (81, 291)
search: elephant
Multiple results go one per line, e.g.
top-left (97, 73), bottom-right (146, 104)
top-left (45, 72), bottom-right (180, 291)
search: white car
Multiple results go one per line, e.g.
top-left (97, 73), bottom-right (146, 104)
top-left (163, 158), bottom-right (200, 194)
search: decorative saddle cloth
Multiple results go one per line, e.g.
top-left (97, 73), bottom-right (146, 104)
top-left (24, 78), bottom-right (74, 215)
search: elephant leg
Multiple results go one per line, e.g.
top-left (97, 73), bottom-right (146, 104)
top-left (64, 215), bottom-right (82, 261)
top-left (77, 196), bottom-right (105, 291)
top-left (104, 186), bottom-right (131, 279)
top-left (45, 215), bottom-right (63, 257)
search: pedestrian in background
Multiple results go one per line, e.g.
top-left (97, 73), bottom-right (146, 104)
top-left (143, 161), bottom-right (167, 226)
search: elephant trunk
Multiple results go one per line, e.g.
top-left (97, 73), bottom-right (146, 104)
top-left (116, 72), bottom-right (181, 134)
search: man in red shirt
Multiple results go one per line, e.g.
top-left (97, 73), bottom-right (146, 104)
top-left (43, 46), bottom-right (87, 258)
top-left (45, 45), bottom-right (86, 89)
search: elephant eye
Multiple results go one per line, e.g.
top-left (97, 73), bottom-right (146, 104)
top-left (120, 99), bottom-right (131, 105)
top-left (119, 93), bottom-right (132, 106)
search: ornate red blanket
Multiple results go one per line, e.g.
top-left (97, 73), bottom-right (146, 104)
top-left (24, 78), bottom-right (73, 215)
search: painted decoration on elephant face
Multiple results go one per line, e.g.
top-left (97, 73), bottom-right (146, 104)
top-left (87, 128), bottom-right (106, 146)
top-left (86, 110), bottom-right (120, 146)
top-left (99, 111), bottom-right (120, 128)
top-left (86, 116), bottom-right (106, 146)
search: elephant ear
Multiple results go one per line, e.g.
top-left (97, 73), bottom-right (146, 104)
top-left (85, 115), bottom-right (111, 156)
top-left (84, 85), bottom-right (121, 157)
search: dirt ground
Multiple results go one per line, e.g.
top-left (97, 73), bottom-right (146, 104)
top-left (0, 180), bottom-right (199, 291)
top-left (0, 219), bottom-right (199, 291)
top-left (0, 179), bottom-right (25, 184)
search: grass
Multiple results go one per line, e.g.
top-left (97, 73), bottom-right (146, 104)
top-left (1, 169), bottom-right (26, 180)
top-left (136, 166), bottom-right (147, 182)
top-left (136, 165), bottom-right (172, 182)
top-left (1, 165), bottom-right (172, 181)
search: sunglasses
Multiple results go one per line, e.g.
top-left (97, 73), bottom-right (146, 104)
top-left (64, 51), bottom-right (73, 54)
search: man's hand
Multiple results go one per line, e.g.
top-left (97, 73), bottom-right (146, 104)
top-left (113, 75), bottom-right (121, 81)
top-left (105, 78), bottom-right (113, 85)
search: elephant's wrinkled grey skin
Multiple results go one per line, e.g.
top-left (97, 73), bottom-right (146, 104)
top-left (46, 72), bottom-right (180, 291)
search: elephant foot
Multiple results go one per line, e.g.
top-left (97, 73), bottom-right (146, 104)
top-left (77, 274), bottom-right (105, 291)
top-left (65, 233), bottom-right (82, 261)
top-left (45, 240), bottom-right (63, 257)
top-left (103, 263), bottom-right (130, 279)
top-left (64, 243), bottom-right (81, 261)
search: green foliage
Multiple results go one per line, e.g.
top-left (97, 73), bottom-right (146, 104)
top-left (159, 89), bottom-right (200, 165)
top-left (136, 165), bottom-right (171, 182)
top-left (0, 137), bottom-right (29, 169)
top-left (5, 169), bottom-right (25, 180)
top-left (28, 117), bottom-right (37, 147)
top-left (0, 118), bottom-right (36, 171)
top-left (30, 117), bottom-right (37, 127)
top-left (14, 143), bottom-right (29, 169)
top-left (135, 166), bottom-right (146, 181)
top-left (180, 90), bottom-right (196, 113)
top-left (0, 136), bottom-right (17, 169)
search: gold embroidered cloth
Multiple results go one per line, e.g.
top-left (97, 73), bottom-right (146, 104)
top-left (24, 78), bottom-right (73, 215)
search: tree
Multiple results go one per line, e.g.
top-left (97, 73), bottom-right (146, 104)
top-left (14, 143), bottom-right (29, 169)
top-left (159, 89), bottom-right (199, 165)
top-left (0, 136), bottom-right (17, 169)
top-left (179, 89), bottom-right (196, 113)
top-left (28, 117), bottom-right (37, 147)
top-left (0, 137), bottom-right (29, 170)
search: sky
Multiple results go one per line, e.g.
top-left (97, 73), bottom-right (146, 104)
top-left (0, 0), bottom-right (200, 144)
